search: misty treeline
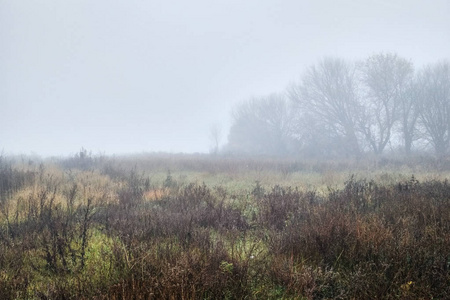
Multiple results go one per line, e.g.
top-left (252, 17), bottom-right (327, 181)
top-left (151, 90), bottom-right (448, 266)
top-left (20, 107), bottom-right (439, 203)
top-left (225, 53), bottom-right (450, 157)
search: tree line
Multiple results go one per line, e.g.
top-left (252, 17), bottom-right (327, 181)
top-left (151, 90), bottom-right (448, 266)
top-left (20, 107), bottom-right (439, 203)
top-left (225, 53), bottom-right (450, 157)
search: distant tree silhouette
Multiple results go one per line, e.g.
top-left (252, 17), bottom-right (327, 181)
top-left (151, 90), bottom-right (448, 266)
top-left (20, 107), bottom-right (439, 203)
top-left (226, 94), bottom-right (294, 155)
top-left (290, 57), bottom-right (362, 157)
top-left (225, 55), bottom-right (450, 158)
top-left (359, 53), bottom-right (414, 154)
top-left (417, 61), bottom-right (450, 155)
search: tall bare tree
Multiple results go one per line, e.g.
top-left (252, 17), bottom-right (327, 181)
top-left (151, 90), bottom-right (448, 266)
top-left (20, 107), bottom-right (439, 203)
top-left (417, 61), bottom-right (450, 155)
top-left (399, 76), bottom-right (421, 154)
top-left (359, 53), bottom-right (414, 154)
top-left (209, 124), bottom-right (222, 155)
top-left (290, 57), bottom-right (362, 156)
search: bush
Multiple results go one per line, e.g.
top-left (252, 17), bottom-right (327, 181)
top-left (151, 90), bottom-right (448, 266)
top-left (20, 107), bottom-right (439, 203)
top-left (1, 158), bottom-right (449, 299)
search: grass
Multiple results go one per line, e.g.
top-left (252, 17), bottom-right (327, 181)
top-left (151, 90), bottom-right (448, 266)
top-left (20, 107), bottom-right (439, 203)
top-left (0, 153), bottom-right (449, 299)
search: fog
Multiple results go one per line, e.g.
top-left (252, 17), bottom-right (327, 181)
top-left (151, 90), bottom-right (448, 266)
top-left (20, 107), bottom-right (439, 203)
top-left (1, 0), bottom-right (449, 157)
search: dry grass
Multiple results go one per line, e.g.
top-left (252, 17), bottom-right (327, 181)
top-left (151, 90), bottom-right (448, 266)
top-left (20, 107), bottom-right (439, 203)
top-left (0, 154), bottom-right (449, 299)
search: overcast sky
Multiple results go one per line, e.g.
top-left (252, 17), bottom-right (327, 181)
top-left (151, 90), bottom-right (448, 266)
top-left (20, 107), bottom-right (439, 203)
top-left (1, 0), bottom-right (449, 156)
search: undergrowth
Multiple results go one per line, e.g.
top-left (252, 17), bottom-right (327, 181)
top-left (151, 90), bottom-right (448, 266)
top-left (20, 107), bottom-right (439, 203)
top-left (0, 156), bottom-right (449, 299)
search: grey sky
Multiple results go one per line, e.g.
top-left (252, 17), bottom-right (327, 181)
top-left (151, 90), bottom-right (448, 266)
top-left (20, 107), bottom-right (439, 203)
top-left (1, 0), bottom-right (449, 156)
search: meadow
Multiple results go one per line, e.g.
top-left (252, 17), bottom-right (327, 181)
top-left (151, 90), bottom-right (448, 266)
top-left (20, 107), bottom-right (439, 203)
top-left (0, 152), bottom-right (449, 299)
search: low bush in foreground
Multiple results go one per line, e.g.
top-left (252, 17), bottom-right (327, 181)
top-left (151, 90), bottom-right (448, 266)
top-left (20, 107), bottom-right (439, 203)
top-left (0, 158), bottom-right (449, 299)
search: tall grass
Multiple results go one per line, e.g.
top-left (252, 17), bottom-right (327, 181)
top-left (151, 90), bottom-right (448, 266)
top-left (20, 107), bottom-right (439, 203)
top-left (0, 154), bottom-right (449, 299)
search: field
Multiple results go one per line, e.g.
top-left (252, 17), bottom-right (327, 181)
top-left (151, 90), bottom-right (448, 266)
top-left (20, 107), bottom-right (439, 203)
top-left (1, 153), bottom-right (449, 299)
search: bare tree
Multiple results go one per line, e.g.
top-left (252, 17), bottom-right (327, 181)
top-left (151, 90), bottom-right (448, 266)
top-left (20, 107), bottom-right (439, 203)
top-left (398, 76), bottom-right (421, 154)
top-left (226, 94), bottom-right (294, 155)
top-left (290, 57), bottom-right (362, 157)
top-left (359, 53), bottom-right (414, 154)
top-left (417, 61), bottom-right (450, 155)
top-left (209, 124), bottom-right (222, 155)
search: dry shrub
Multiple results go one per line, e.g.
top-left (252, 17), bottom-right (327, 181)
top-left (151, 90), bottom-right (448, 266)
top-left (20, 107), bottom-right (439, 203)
top-left (2, 158), bottom-right (450, 299)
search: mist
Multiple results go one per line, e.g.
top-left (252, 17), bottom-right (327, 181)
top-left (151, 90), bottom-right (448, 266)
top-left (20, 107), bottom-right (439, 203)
top-left (1, 0), bottom-right (449, 157)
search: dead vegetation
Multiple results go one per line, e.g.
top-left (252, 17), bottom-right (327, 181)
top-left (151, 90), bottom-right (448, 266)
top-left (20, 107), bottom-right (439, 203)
top-left (0, 154), bottom-right (449, 299)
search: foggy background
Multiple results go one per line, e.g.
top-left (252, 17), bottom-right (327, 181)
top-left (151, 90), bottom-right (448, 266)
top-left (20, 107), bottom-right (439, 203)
top-left (1, 0), bottom-right (449, 157)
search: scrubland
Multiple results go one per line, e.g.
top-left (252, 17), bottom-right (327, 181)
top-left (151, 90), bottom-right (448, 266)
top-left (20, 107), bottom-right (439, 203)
top-left (0, 153), bottom-right (449, 299)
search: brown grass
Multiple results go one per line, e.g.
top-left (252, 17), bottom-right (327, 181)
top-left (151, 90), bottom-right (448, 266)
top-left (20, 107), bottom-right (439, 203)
top-left (0, 155), bottom-right (449, 299)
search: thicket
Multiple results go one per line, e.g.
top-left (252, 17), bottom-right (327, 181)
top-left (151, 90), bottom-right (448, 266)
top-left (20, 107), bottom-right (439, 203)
top-left (0, 156), bottom-right (449, 299)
